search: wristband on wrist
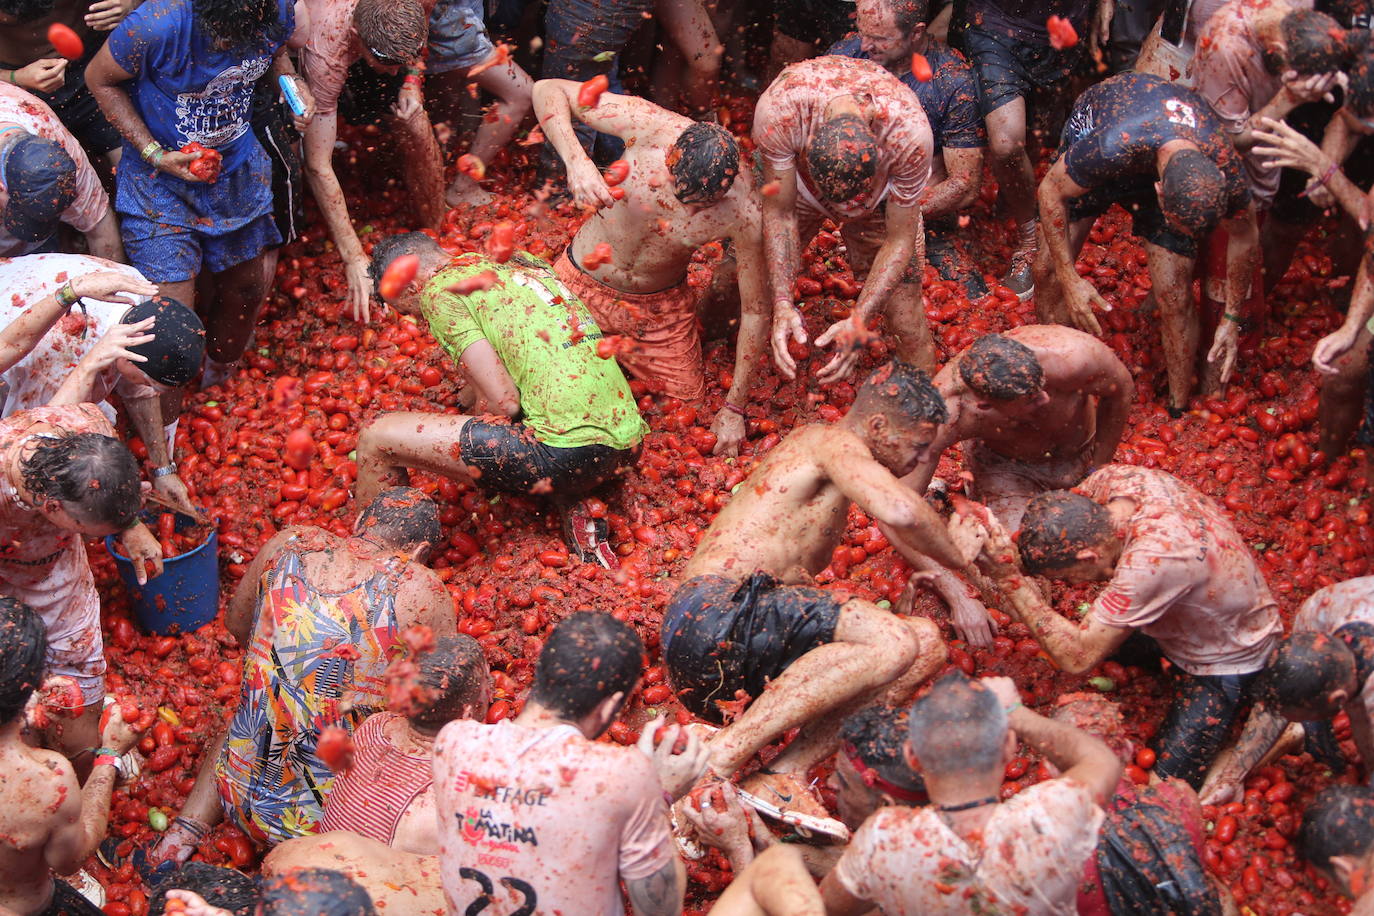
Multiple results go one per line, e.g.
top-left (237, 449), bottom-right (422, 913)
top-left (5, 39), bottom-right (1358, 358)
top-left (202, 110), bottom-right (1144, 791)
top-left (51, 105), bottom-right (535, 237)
top-left (403, 74), bottom-right (423, 87)
top-left (723, 402), bottom-right (746, 417)
top-left (54, 281), bottom-right (78, 309)
top-left (151, 463), bottom-right (177, 479)
top-left (93, 754), bottom-right (119, 770)
top-left (405, 64), bottom-right (424, 77)
top-left (5, 70), bottom-right (15, 85)
top-left (1223, 311), bottom-right (1243, 324)
top-left (1004, 701), bottom-right (1023, 715)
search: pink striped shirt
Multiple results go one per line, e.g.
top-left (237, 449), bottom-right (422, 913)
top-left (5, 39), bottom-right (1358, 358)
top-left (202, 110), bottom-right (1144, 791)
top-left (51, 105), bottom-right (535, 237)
top-left (320, 712), bottom-right (436, 850)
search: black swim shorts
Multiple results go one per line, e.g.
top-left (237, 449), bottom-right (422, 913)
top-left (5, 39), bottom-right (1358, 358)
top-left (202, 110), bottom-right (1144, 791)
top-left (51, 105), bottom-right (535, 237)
top-left (661, 573), bottom-right (843, 723)
top-left (457, 419), bottom-right (629, 496)
top-left (1097, 785), bottom-right (1221, 916)
top-left (1151, 667), bottom-right (1260, 789)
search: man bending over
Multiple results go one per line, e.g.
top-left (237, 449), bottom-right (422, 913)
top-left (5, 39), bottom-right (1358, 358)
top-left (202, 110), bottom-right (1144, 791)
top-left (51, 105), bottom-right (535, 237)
top-left (902, 327), bottom-right (1133, 646)
top-left (533, 81), bottom-right (767, 455)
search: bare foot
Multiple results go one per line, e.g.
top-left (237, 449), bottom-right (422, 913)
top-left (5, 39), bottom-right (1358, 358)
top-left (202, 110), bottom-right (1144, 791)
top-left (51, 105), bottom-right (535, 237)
top-left (446, 175), bottom-right (494, 208)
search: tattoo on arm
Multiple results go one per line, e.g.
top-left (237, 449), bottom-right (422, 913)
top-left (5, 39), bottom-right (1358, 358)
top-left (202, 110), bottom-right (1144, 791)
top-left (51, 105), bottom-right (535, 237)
top-left (626, 861), bottom-right (683, 916)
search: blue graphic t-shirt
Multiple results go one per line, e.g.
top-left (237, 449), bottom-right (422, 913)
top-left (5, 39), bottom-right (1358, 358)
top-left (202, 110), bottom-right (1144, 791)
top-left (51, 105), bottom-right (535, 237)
top-left (107, 0), bottom-right (292, 173)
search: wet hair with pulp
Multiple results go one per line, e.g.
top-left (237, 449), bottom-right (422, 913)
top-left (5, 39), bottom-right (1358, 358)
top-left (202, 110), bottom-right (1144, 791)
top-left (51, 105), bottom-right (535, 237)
top-left (149, 863), bottom-right (259, 916)
top-left (355, 486), bottom-right (441, 550)
top-left (369, 232), bottom-right (444, 300)
top-left (20, 432), bottom-right (141, 530)
top-left (408, 635), bottom-right (490, 730)
top-left (1299, 785), bottom-right (1374, 870)
top-left (194, 0), bottom-right (288, 49)
top-left (854, 361), bottom-right (949, 426)
top-left (1017, 490), bottom-right (1115, 575)
top-left (1280, 9), bottom-right (1350, 74)
top-left (258, 869), bottom-right (376, 916)
top-left (0, 597), bottom-right (45, 726)
top-left (840, 704), bottom-right (926, 795)
top-left (806, 113), bottom-right (879, 204)
top-left (669, 123), bottom-right (740, 204)
top-left (353, 0), bottom-right (429, 62)
top-left (528, 612), bottom-right (643, 722)
top-left (1160, 149), bottom-right (1226, 239)
top-left (1256, 631), bottom-right (1356, 712)
top-left (959, 334), bottom-right (1044, 401)
top-left (907, 671), bottom-right (1007, 777)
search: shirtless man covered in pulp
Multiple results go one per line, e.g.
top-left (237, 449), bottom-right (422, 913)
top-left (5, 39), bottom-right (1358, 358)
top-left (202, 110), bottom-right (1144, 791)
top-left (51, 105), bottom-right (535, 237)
top-left (662, 361), bottom-right (985, 816)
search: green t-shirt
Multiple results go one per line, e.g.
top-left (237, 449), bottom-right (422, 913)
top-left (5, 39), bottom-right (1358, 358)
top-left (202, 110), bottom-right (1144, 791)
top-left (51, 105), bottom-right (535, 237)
top-left (421, 253), bottom-right (648, 451)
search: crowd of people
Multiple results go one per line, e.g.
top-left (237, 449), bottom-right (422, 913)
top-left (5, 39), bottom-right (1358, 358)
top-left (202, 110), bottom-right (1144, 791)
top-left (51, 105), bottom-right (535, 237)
top-left (0, 0), bottom-right (1370, 911)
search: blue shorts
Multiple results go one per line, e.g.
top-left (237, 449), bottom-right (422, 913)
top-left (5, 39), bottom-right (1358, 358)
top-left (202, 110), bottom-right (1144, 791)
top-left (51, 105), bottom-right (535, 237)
top-left (115, 147), bottom-right (281, 283)
top-left (428, 0), bottom-right (496, 74)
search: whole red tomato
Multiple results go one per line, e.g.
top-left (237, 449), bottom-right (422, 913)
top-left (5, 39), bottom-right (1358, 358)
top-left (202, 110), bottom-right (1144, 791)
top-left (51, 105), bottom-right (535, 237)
top-left (180, 142), bottom-right (222, 183)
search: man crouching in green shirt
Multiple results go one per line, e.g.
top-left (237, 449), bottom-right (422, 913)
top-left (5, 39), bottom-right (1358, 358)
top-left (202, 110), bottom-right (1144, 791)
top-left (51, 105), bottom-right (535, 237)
top-left (357, 234), bottom-right (648, 566)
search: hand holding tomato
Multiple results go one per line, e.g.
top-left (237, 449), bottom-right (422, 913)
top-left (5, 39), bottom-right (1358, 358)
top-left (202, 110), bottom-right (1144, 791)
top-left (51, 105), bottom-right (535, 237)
top-left (180, 143), bottom-right (221, 182)
top-left (680, 783), bottom-right (761, 857)
top-left (636, 716), bottom-right (710, 801)
top-left (150, 146), bottom-right (209, 183)
top-left (100, 698), bottom-right (148, 755)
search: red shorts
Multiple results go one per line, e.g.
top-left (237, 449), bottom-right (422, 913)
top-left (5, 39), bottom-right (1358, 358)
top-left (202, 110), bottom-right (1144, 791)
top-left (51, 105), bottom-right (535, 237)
top-left (553, 251), bottom-right (705, 401)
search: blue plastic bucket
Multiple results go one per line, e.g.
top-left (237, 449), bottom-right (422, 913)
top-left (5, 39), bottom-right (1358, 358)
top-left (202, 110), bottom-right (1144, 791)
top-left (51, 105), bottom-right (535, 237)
top-left (105, 513), bottom-right (219, 635)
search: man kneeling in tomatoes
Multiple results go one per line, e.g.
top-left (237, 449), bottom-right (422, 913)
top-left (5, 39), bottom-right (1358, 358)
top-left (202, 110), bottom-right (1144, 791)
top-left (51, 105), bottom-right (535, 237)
top-left (358, 235), bottom-right (649, 567)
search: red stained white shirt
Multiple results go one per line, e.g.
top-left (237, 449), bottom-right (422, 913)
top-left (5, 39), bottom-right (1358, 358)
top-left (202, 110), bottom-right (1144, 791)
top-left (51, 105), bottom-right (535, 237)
top-left (433, 718), bottom-right (675, 916)
top-left (1189, 0), bottom-right (1313, 202)
top-left (0, 84), bottom-right (109, 255)
top-left (299, 0), bottom-right (437, 116)
top-left (753, 56), bottom-right (932, 221)
top-left (0, 404), bottom-right (108, 653)
top-left (0, 253), bottom-right (157, 419)
top-left (1081, 465), bottom-right (1281, 676)
top-left (834, 778), bottom-right (1104, 915)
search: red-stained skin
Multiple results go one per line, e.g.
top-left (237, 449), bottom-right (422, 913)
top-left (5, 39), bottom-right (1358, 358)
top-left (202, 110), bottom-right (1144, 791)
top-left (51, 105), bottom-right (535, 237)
top-left (70, 101), bottom-right (1369, 916)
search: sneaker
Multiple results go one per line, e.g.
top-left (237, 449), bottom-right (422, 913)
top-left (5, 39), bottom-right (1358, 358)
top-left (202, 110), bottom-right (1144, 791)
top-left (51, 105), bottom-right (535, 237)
top-left (1000, 247), bottom-right (1036, 301)
top-left (560, 501), bottom-right (618, 569)
top-left (737, 771), bottom-right (850, 842)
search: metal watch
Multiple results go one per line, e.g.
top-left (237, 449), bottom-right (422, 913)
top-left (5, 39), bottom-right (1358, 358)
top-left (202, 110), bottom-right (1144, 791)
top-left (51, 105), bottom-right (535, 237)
top-left (151, 464), bottom-right (178, 479)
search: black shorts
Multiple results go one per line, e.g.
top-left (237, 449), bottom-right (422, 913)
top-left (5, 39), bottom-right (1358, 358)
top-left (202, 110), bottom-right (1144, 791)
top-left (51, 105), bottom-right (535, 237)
top-left (1151, 667), bottom-right (1260, 789)
top-left (0, 52), bottom-right (120, 156)
top-left (1069, 183), bottom-right (1200, 258)
top-left (457, 419), bottom-right (629, 496)
top-left (965, 25), bottom-right (1079, 116)
top-left (338, 60), bottom-right (405, 126)
top-left (662, 573), bottom-right (843, 723)
top-left (36, 878), bottom-right (105, 915)
top-left (251, 76), bottom-right (303, 245)
top-left (1097, 786), bottom-right (1221, 916)
top-left (774, 0), bottom-right (855, 45)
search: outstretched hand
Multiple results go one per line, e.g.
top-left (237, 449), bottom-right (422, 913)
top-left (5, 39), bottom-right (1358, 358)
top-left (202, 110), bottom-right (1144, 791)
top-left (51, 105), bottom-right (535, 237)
top-left (1206, 318), bottom-right (1240, 385)
top-left (814, 316), bottom-right (874, 384)
top-left (770, 303), bottom-right (806, 379)
top-left (973, 510), bottom-right (1020, 580)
